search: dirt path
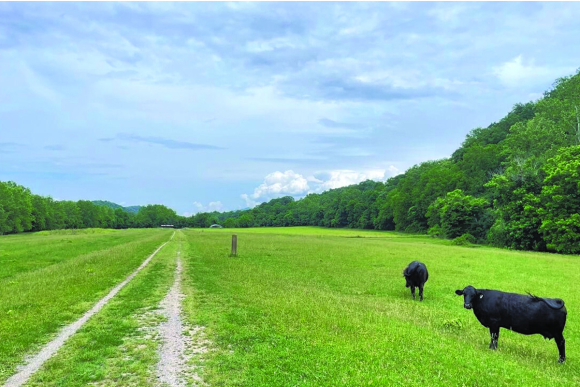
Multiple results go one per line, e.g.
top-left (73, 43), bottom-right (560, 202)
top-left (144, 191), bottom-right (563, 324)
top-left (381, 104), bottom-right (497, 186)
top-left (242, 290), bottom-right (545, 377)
top-left (156, 247), bottom-right (191, 387)
top-left (4, 232), bottom-right (175, 387)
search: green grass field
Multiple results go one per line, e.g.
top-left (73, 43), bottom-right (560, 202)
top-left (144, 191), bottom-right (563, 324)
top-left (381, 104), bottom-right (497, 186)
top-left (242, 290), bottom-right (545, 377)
top-left (182, 227), bottom-right (579, 386)
top-left (0, 228), bottom-right (172, 383)
top-left (0, 227), bottom-right (578, 386)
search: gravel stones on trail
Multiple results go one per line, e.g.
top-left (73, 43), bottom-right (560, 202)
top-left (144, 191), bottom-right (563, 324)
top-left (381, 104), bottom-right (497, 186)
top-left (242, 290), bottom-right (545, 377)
top-left (155, 250), bottom-right (207, 387)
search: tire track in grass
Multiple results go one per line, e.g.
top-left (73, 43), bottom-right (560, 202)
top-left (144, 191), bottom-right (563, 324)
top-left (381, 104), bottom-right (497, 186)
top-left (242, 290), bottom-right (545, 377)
top-left (155, 246), bottom-right (191, 386)
top-left (3, 232), bottom-right (175, 387)
top-left (156, 243), bottom-right (207, 387)
top-left (156, 247), bottom-right (188, 386)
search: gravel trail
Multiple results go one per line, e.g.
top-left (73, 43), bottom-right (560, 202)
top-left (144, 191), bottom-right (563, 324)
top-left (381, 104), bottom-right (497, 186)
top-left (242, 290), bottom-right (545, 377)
top-left (3, 232), bottom-right (175, 387)
top-left (156, 248), bottom-right (191, 387)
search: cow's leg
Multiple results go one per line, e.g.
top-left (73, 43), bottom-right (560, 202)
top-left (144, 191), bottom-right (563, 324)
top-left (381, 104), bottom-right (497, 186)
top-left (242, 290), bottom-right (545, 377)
top-left (555, 333), bottom-right (566, 363)
top-left (410, 286), bottom-right (415, 300)
top-left (418, 284), bottom-right (424, 301)
top-left (489, 327), bottom-right (500, 350)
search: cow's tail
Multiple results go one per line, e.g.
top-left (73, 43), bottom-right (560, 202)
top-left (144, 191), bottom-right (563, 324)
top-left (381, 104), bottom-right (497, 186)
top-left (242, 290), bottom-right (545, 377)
top-left (527, 293), bottom-right (566, 309)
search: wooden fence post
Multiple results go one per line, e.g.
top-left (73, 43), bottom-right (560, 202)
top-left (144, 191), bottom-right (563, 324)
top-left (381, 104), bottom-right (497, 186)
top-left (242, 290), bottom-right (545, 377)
top-left (231, 234), bottom-right (237, 257)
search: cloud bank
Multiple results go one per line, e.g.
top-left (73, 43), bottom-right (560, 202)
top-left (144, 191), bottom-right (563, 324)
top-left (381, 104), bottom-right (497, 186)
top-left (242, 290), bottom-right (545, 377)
top-left (241, 167), bottom-right (401, 208)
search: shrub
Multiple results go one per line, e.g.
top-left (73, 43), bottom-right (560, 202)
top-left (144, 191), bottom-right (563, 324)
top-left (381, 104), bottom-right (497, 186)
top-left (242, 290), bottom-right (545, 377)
top-left (427, 225), bottom-right (443, 238)
top-left (487, 219), bottom-right (508, 247)
top-left (451, 233), bottom-right (476, 246)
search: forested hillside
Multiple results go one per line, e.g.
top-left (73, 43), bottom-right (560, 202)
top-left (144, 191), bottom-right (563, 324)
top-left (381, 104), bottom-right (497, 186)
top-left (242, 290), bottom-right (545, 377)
top-left (92, 200), bottom-right (143, 214)
top-left (211, 69), bottom-right (580, 254)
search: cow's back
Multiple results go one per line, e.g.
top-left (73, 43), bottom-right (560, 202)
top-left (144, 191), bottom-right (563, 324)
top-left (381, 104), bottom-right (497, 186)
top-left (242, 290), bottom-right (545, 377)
top-left (473, 290), bottom-right (566, 338)
top-left (405, 261), bottom-right (428, 285)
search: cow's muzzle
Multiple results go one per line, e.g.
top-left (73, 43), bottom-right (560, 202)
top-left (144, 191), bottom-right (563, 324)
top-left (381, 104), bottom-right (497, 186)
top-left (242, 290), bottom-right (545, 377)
top-left (464, 303), bottom-right (472, 310)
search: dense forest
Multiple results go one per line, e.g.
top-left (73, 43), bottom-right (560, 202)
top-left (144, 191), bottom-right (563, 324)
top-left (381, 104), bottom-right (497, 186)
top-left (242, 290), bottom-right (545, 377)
top-left (2, 69), bottom-right (580, 254)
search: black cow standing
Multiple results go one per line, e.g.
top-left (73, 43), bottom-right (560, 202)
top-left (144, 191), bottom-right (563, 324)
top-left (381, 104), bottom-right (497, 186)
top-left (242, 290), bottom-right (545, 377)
top-left (455, 285), bottom-right (567, 363)
top-left (403, 261), bottom-right (429, 301)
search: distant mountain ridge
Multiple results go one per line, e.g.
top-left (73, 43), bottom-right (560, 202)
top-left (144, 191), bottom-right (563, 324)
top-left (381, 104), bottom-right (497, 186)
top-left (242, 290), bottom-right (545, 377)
top-left (92, 200), bottom-right (143, 214)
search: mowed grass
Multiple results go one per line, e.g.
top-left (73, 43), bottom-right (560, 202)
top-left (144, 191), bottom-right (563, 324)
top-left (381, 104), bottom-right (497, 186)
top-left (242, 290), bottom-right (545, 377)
top-left (25, 232), bottom-right (181, 387)
top-left (0, 229), bottom-right (157, 280)
top-left (0, 228), bottom-right (172, 383)
top-left (182, 227), bottom-right (580, 386)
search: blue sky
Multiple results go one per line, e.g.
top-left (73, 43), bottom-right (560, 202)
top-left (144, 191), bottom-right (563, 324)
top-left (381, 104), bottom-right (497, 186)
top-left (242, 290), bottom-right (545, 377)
top-left (1, 2), bottom-right (580, 215)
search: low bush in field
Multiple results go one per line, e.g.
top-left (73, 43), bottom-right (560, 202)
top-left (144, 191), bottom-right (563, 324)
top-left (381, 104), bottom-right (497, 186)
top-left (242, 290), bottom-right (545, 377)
top-left (451, 233), bottom-right (476, 245)
top-left (428, 225), bottom-right (443, 238)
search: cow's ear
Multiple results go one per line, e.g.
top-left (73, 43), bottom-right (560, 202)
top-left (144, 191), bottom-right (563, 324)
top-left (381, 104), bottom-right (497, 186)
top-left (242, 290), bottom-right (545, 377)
top-left (455, 289), bottom-right (463, 296)
top-left (477, 291), bottom-right (484, 299)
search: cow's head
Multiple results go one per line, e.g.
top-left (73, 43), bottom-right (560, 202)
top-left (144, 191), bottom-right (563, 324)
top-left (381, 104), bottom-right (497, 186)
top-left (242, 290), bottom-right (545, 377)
top-left (455, 286), bottom-right (483, 309)
top-left (402, 269), bottom-right (412, 288)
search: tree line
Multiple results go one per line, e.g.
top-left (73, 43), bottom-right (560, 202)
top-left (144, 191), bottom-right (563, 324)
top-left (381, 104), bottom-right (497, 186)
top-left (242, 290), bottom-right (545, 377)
top-left (209, 69), bottom-right (580, 254)
top-left (0, 183), bottom-right (183, 234)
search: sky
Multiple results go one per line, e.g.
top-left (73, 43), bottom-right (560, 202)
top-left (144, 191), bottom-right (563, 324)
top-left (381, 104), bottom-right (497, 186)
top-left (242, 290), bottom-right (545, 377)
top-left (1, 2), bottom-right (580, 215)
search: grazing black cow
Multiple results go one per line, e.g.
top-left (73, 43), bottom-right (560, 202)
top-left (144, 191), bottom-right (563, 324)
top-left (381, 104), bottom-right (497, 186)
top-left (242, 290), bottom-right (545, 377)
top-left (403, 261), bottom-right (429, 301)
top-left (455, 286), bottom-right (567, 363)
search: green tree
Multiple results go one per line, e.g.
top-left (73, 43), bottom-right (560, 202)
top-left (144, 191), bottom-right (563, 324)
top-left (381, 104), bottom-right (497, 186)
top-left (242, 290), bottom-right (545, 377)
top-left (237, 213), bottom-right (255, 228)
top-left (537, 145), bottom-right (580, 253)
top-left (223, 218), bottom-right (238, 228)
top-left (114, 207), bottom-right (131, 229)
top-left (427, 189), bottom-right (489, 240)
top-left (31, 195), bottom-right (50, 231)
top-left (0, 181), bottom-right (33, 233)
top-left (485, 165), bottom-right (544, 251)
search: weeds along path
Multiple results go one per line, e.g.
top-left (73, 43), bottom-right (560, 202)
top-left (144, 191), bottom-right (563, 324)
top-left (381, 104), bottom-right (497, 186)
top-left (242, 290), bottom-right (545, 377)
top-left (155, 245), bottom-right (191, 387)
top-left (3, 231), bottom-right (175, 387)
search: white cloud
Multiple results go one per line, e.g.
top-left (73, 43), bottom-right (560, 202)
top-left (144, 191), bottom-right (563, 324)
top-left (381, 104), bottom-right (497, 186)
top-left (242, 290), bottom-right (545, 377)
top-left (241, 194), bottom-right (259, 208)
top-left (492, 55), bottom-right (575, 88)
top-left (387, 165), bottom-right (401, 176)
top-left (254, 170), bottom-right (310, 197)
top-left (241, 166), bottom-right (401, 207)
top-left (310, 169), bottom-right (386, 192)
top-left (191, 200), bottom-right (224, 214)
top-left (241, 170), bottom-right (310, 207)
